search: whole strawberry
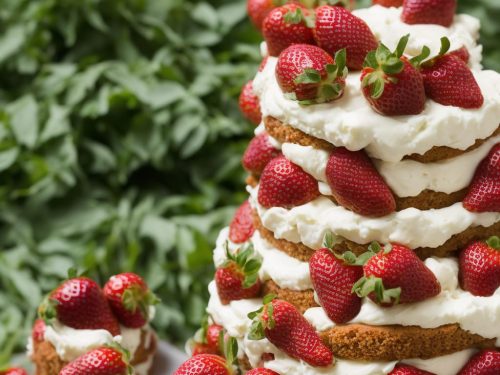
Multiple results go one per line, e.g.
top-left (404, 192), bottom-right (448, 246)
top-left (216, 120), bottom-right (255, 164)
top-left (103, 273), bottom-right (158, 329)
top-left (39, 277), bottom-right (120, 336)
top-left (0, 369), bottom-right (29, 375)
top-left (390, 364), bottom-right (436, 374)
top-left (402, 0), bottom-right (457, 27)
top-left (174, 354), bottom-right (231, 375)
top-left (459, 237), bottom-right (500, 297)
top-left (463, 143), bottom-right (500, 212)
top-left (419, 38), bottom-right (483, 109)
top-left (59, 347), bottom-right (130, 375)
top-left (243, 133), bottom-right (281, 176)
top-left (258, 155), bottom-right (320, 208)
top-left (246, 369), bottom-right (280, 375)
top-left (325, 147), bottom-right (395, 217)
top-left (215, 243), bottom-right (262, 304)
top-left (248, 296), bottom-right (334, 367)
top-left (191, 319), bottom-right (224, 356)
top-left (32, 318), bottom-right (46, 343)
top-left (361, 35), bottom-right (426, 116)
top-left (276, 44), bottom-right (347, 104)
top-left (457, 349), bottom-right (500, 375)
top-left (353, 243), bottom-right (441, 306)
top-left (229, 200), bottom-right (255, 244)
top-left (248, 0), bottom-right (282, 31)
top-left (263, 4), bottom-right (315, 57)
top-left (373, 0), bottom-right (403, 6)
top-left (239, 80), bottom-right (262, 125)
top-left (309, 236), bottom-right (364, 323)
top-left (313, 5), bottom-right (377, 70)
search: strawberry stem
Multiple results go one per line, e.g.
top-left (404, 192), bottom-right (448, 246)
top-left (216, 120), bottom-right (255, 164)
top-left (352, 276), bottom-right (401, 305)
top-left (486, 236), bottom-right (500, 250)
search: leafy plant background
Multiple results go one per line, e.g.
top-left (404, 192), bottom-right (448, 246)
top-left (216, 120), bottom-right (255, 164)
top-left (0, 0), bottom-right (498, 362)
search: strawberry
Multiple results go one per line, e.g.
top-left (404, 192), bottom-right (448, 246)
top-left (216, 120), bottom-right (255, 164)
top-left (353, 243), bottom-right (441, 306)
top-left (242, 133), bottom-right (281, 175)
top-left (258, 155), bottom-right (320, 208)
top-left (313, 5), bottom-right (377, 70)
top-left (248, 296), bottom-right (334, 367)
top-left (39, 277), bottom-right (120, 336)
top-left (206, 324), bottom-right (224, 350)
top-left (59, 347), bottom-right (130, 375)
top-left (215, 243), bottom-right (262, 304)
top-left (276, 44), bottom-right (347, 104)
top-left (390, 364), bottom-right (436, 374)
top-left (325, 147), bottom-right (395, 217)
top-left (263, 4), bottom-right (315, 57)
top-left (191, 318), bottom-right (224, 356)
top-left (0, 369), bottom-right (29, 375)
top-left (246, 369), bottom-right (280, 375)
top-left (239, 80), bottom-right (262, 125)
top-left (459, 236), bottom-right (500, 297)
top-left (361, 35), bottom-right (426, 115)
top-left (32, 318), bottom-right (46, 343)
top-left (229, 200), bottom-right (255, 244)
top-left (449, 46), bottom-right (470, 64)
top-left (418, 37), bottom-right (483, 109)
top-left (463, 143), bottom-right (500, 212)
top-left (103, 273), bottom-right (159, 329)
top-left (457, 349), bottom-right (500, 375)
top-left (174, 354), bottom-right (231, 375)
top-left (373, 0), bottom-right (403, 6)
top-left (402, 0), bottom-right (457, 27)
top-left (309, 233), bottom-right (364, 323)
top-left (248, 0), bottom-right (281, 31)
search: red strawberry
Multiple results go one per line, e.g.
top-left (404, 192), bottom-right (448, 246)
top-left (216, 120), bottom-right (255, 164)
top-left (325, 147), bottom-right (395, 217)
top-left (103, 273), bottom-right (158, 329)
top-left (39, 277), bottom-right (120, 336)
top-left (402, 0), bottom-right (457, 27)
top-left (215, 243), bottom-right (262, 304)
top-left (243, 133), bottom-right (281, 175)
top-left (248, 297), bottom-right (334, 367)
top-left (463, 144), bottom-right (500, 212)
top-left (32, 318), bottom-right (46, 343)
top-left (60, 347), bottom-right (130, 375)
top-left (174, 354), bottom-right (231, 375)
top-left (246, 369), bottom-right (280, 375)
top-left (263, 4), bottom-right (315, 57)
top-left (276, 44), bottom-right (347, 104)
top-left (191, 320), bottom-right (224, 356)
top-left (229, 200), bottom-right (256, 244)
top-left (0, 369), bottom-right (29, 375)
top-left (449, 46), bottom-right (470, 64)
top-left (258, 155), bottom-right (320, 208)
top-left (459, 237), bottom-right (500, 297)
top-left (248, 0), bottom-right (281, 31)
top-left (361, 35), bottom-right (426, 115)
top-left (239, 81), bottom-right (262, 125)
top-left (309, 243), bottom-right (364, 323)
top-left (313, 5), bottom-right (377, 70)
top-left (457, 349), bottom-right (500, 375)
top-left (354, 243), bottom-right (441, 306)
top-left (259, 56), bottom-right (269, 71)
top-left (373, 0), bottom-right (403, 6)
top-left (390, 364), bottom-right (436, 374)
top-left (206, 324), bottom-right (224, 349)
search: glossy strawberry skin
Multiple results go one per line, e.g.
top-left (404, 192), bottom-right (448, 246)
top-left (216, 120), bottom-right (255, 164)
top-left (263, 4), bottom-right (315, 57)
top-left (313, 5), bottom-right (377, 70)
top-left (246, 369), bottom-right (280, 375)
top-left (47, 277), bottom-right (120, 336)
top-left (463, 144), bottom-right (500, 212)
top-left (59, 347), bottom-right (128, 375)
top-left (206, 324), bottom-right (224, 350)
top-left (420, 54), bottom-right (483, 109)
top-left (32, 318), bottom-right (46, 342)
top-left (449, 46), bottom-right (470, 64)
top-left (363, 244), bottom-right (441, 305)
top-left (258, 155), bottom-right (320, 208)
top-left (215, 264), bottom-right (261, 305)
top-left (242, 133), bottom-right (281, 175)
top-left (248, 0), bottom-right (279, 31)
top-left (373, 0), bottom-right (403, 6)
top-left (229, 200), bottom-right (256, 244)
top-left (174, 354), bottom-right (229, 375)
top-left (325, 147), bottom-right (396, 217)
top-left (310, 248), bottom-right (363, 323)
top-left (401, 0), bottom-right (457, 27)
top-left (457, 349), bottom-right (500, 375)
top-left (263, 300), bottom-right (334, 367)
top-left (361, 58), bottom-right (426, 116)
top-left (0, 368), bottom-right (29, 375)
top-left (239, 81), bottom-right (262, 125)
top-left (459, 240), bottom-right (500, 296)
top-left (389, 364), bottom-right (436, 374)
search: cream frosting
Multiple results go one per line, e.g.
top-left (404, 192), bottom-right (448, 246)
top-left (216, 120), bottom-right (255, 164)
top-left (280, 136), bottom-right (500, 197)
top-left (249, 185), bottom-right (500, 250)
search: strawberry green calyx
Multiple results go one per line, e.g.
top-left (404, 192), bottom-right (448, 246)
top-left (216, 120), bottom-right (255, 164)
top-left (322, 232), bottom-right (377, 266)
top-left (105, 342), bottom-right (134, 375)
top-left (224, 242), bottom-right (262, 289)
top-left (38, 296), bottom-right (59, 325)
top-left (352, 276), bottom-right (402, 305)
top-left (121, 285), bottom-right (160, 321)
top-left (486, 236), bottom-right (500, 250)
top-left (284, 7), bottom-right (315, 28)
top-left (411, 37), bottom-right (451, 68)
top-left (218, 333), bottom-right (238, 368)
top-left (247, 294), bottom-right (277, 340)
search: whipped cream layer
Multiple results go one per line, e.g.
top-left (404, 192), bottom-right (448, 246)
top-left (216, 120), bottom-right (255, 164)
top-left (253, 56), bottom-right (500, 163)
top-left (249, 185), bottom-right (500, 249)
top-left (353, 5), bottom-right (482, 69)
top-left (213, 227), bottom-right (311, 291)
top-left (280, 137), bottom-right (500, 197)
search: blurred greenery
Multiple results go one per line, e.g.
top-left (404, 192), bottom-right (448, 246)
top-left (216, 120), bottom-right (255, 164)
top-left (0, 0), bottom-right (498, 361)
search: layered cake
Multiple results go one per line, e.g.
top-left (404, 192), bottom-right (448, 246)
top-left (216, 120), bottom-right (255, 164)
top-left (29, 272), bottom-right (158, 375)
top-left (175, 1), bottom-right (500, 374)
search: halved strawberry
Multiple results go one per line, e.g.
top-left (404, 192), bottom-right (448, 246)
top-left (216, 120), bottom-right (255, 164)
top-left (463, 143), bottom-right (500, 212)
top-left (353, 243), bottom-right (441, 306)
top-left (401, 0), bottom-right (457, 27)
top-left (59, 347), bottom-right (131, 375)
top-left (243, 133), bottom-right (281, 175)
top-left (239, 80), bottom-right (262, 125)
top-left (229, 200), bottom-right (256, 244)
top-left (457, 349), bottom-right (500, 375)
top-left (459, 236), bottom-right (500, 297)
top-left (390, 364), bottom-right (436, 374)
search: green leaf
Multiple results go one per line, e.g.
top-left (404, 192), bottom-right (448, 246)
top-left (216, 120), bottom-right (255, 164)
top-left (8, 95), bottom-right (39, 148)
